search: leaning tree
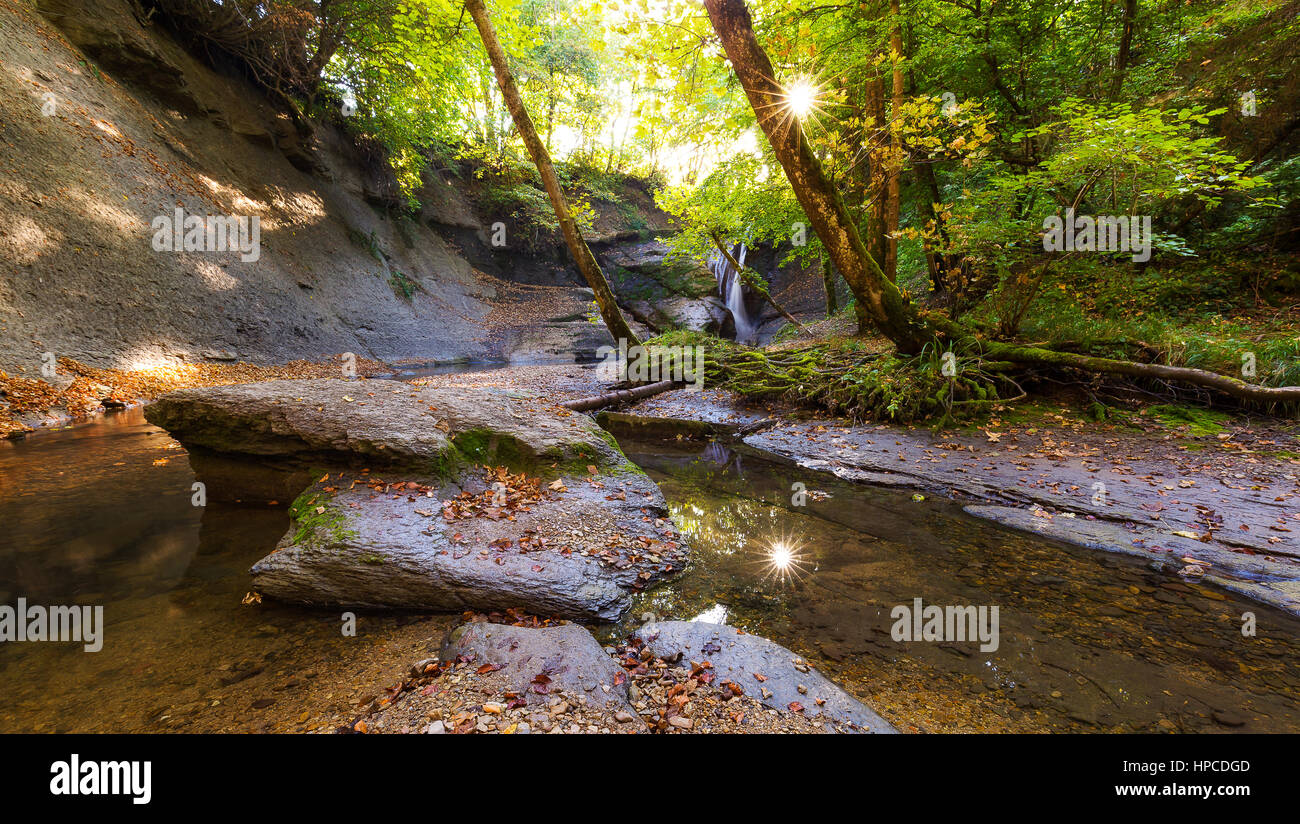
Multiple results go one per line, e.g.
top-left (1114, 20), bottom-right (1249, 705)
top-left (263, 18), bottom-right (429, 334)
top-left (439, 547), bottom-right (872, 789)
top-left (702, 0), bottom-right (1300, 405)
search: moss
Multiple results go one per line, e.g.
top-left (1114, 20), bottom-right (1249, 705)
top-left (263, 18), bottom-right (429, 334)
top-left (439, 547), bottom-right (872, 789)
top-left (451, 428), bottom-right (529, 468)
top-left (427, 444), bottom-right (466, 479)
top-left (1145, 404), bottom-right (1231, 437)
top-left (357, 553), bottom-right (386, 566)
top-left (538, 432), bottom-right (645, 479)
top-left (287, 485), bottom-right (358, 546)
top-left (709, 342), bottom-right (1005, 424)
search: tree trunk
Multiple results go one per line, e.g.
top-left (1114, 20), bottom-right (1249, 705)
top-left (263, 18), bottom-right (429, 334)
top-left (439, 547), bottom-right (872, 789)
top-left (917, 158), bottom-right (964, 297)
top-left (561, 380), bottom-right (681, 412)
top-left (479, 64), bottom-right (496, 151)
top-left (821, 253), bottom-right (838, 316)
top-left (862, 75), bottom-right (890, 280)
top-left (703, 0), bottom-right (932, 353)
top-left (1110, 0), bottom-right (1138, 101)
top-left (884, 0), bottom-right (904, 279)
top-left (465, 0), bottom-right (641, 349)
top-left (985, 342), bottom-right (1300, 404)
top-left (545, 70), bottom-right (556, 151)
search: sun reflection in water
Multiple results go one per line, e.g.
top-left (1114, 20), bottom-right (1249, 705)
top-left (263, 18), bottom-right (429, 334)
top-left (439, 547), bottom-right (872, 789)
top-left (757, 535), bottom-right (810, 585)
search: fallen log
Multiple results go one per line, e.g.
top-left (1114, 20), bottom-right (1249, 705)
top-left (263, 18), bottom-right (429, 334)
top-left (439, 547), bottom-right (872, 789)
top-left (560, 380), bottom-right (683, 412)
top-left (983, 342), bottom-right (1300, 404)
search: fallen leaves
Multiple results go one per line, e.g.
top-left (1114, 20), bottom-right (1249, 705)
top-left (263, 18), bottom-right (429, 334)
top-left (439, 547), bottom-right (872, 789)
top-left (1, 355), bottom-right (388, 438)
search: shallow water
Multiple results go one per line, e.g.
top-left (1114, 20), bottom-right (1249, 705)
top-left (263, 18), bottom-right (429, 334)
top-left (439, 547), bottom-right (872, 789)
top-left (608, 440), bottom-right (1300, 733)
top-left (1, 410), bottom-right (1297, 733)
top-left (0, 408), bottom-right (416, 732)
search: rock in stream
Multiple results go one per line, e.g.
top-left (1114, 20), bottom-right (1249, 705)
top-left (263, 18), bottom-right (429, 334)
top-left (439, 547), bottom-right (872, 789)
top-left (639, 621), bottom-right (897, 733)
top-left (145, 379), bottom-right (690, 620)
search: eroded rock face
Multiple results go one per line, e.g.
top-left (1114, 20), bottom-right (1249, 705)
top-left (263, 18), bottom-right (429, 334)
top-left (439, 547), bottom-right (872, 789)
top-left (146, 378), bottom-right (689, 619)
top-left (639, 621), bottom-right (897, 733)
top-left (441, 622), bottom-right (633, 708)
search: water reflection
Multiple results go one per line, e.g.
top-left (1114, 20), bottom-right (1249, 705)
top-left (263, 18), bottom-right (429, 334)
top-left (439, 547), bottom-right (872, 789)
top-left (691, 603), bottom-right (729, 624)
top-left (0, 408), bottom-right (417, 733)
top-left (2, 410), bottom-right (1297, 733)
top-left (612, 438), bottom-right (1300, 733)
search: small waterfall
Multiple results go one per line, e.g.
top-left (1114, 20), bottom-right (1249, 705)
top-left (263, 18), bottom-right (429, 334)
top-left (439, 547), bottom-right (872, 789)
top-left (708, 242), bottom-right (757, 344)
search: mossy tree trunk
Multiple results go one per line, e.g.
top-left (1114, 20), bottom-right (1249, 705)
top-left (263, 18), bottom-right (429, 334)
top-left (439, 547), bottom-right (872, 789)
top-left (703, 0), bottom-right (934, 353)
top-left (465, 0), bottom-right (641, 349)
top-left (704, 0), bottom-right (1300, 405)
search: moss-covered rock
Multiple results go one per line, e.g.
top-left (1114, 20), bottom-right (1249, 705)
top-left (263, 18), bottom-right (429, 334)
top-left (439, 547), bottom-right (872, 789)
top-left (146, 378), bottom-right (690, 620)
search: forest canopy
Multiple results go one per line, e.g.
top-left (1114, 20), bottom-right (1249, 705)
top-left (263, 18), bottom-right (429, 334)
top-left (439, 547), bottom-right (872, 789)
top-left (145, 0), bottom-right (1300, 417)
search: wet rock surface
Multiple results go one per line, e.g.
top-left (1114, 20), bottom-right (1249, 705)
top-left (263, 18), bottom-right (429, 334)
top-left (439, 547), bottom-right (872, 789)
top-left (638, 620), bottom-right (897, 733)
top-left (145, 378), bottom-right (621, 472)
top-left (441, 622), bottom-right (631, 706)
top-left (148, 378), bottom-right (690, 619)
top-left (349, 620), bottom-right (869, 733)
top-left (250, 465), bottom-right (686, 620)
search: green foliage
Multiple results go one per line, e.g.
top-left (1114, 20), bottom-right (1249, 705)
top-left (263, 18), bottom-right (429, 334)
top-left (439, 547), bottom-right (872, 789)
top-left (481, 180), bottom-right (560, 232)
top-left (388, 271), bottom-right (417, 301)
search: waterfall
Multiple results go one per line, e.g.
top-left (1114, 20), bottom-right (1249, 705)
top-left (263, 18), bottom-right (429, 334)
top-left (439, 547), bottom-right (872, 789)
top-left (708, 242), bottom-right (757, 344)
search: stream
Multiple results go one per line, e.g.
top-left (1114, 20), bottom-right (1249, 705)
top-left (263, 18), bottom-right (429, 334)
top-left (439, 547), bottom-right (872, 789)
top-left (1, 408), bottom-right (1297, 733)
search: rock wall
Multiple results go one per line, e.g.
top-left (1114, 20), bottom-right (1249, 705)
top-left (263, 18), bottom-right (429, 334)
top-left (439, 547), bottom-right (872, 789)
top-left (0, 0), bottom-right (498, 372)
top-left (0, 0), bottom-right (799, 376)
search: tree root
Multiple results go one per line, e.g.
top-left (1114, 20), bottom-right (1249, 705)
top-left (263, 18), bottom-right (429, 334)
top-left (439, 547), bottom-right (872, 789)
top-left (982, 342), bottom-right (1300, 404)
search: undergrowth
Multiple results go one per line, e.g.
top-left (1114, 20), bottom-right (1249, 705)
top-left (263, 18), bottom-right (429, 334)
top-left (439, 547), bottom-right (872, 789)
top-left (649, 331), bottom-right (1020, 424)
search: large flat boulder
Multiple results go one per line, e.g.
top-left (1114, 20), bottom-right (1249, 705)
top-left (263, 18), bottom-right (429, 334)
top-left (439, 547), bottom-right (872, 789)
top-left (250, 464), bottom-right (686, 620)
top-left (146, 378), bottom-right (689, 620)
top-left (639, 621), bottom-right (897, 733)
top-left (144, 378), bottom-right (622, 473)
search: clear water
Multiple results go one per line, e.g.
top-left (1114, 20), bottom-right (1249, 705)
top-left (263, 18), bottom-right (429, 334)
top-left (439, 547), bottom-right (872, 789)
top-left (606, 439), bottom-right (1300, 733)
top-left (0, 412), bottom-right (1297, 733)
